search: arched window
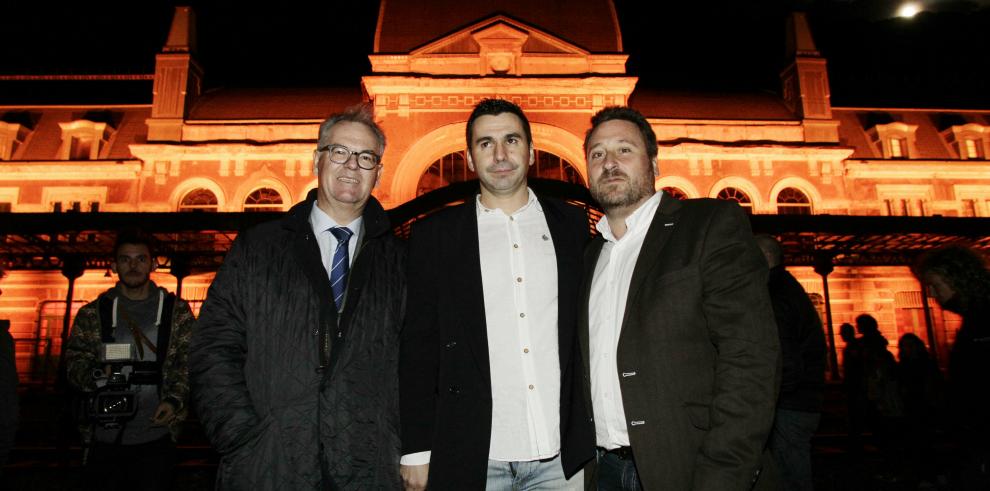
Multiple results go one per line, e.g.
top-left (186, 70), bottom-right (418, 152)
top-left (776, 187), bottom-right (812, 215)
top-left (243, 188), bottom-right (283, 212)
top-left (415, 149), bottom-right (584, 196)
top-left (662, 187), bottom-right (688, 201)
top-left (716, 187), bottom-right (752, 213)
top-left (178, 188), bottom-right (219, 212)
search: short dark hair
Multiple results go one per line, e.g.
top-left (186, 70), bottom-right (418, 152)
top-left (113, 230), bottom-right (154, 258)
top-left (466, 98), bottom-right (532, 147)
top-left (915, 245), bottom-right (990, 307)
top-left (584, 106), bottom-right (658, 162)
top-left (855, 313), bottom-right (879, 334)
top-left (318, 104), bottom-right (386, 155)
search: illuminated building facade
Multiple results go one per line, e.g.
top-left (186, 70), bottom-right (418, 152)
top-left (1, 1), bottom-right (989, 381)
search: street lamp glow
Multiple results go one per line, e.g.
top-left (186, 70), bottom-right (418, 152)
top-left (897, 3), bottom-right (922, 18)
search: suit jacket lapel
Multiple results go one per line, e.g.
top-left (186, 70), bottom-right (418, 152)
top-left (450, 202), bottom-right (492, 388)
top-left (619, 196), bottom-right (683, 333)
top-left (540, 198), bottom-right (578, 373)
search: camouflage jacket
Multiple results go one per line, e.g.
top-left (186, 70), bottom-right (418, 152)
top-left (64, 282), bottom-right (195, 441)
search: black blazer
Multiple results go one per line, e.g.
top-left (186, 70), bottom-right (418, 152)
top-left (578, 197), bottom-right (781, 491)
top-left (400, 193), bottom-right (595, 490)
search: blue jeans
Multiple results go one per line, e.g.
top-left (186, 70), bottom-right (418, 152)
top-left (486, 453), bottom-right (584, 491)
top-left (597, 448), bottom-right (642, 491)
top-left (768, 408), bottom-right (821, 491)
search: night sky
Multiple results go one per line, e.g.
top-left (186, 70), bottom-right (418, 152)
top-left (1, 0), bottom-right (988, 108)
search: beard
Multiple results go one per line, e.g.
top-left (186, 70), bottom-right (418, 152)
top-left (591, 167), bottom-right (655, 210)
top-left (119, 271), bottom-right (150, 289)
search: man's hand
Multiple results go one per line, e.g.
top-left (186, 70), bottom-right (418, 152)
top-left (150, 400), bottom-right (177, 426)
top-left (400, 464), bottom-right (429, 491)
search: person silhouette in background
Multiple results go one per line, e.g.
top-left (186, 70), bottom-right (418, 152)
top-left (916, 245), bottom-right (990, 490)
top-left (754, 235), bottom-right (825, 491)
top-left (895, 333), bottom-right (943, 487)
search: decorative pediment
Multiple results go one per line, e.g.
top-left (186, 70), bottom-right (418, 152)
top-left (369, 15), bottom-right (626, 76)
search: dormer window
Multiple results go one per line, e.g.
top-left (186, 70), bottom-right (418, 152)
top-left (0, 122), bottom-right (30, 160)
top-left (58, 119), bottom-right (114, 160)
top-left (941, 122), bottom-right (988, 160)
top-left (866, 119), bottom-right (918, 159)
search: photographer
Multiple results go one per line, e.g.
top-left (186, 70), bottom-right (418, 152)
top-left (64, 232), bottom-right (194, 491)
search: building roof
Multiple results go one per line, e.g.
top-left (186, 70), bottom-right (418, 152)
top-left (833, 108), bottom-right (990, 160)
top-left (630, 88), bottom-right (797, 121)
top-left (1, 106), bottom-right (150, 160)
top-left (375, 0), bottom-right (622, 53)
top-left (187, 87), bottom-right (365, 120)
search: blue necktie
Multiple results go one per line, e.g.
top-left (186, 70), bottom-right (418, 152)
top-left (329, 227), bottom-right (353, 311)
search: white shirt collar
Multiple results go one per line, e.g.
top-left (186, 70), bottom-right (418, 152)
top-left (475, 187), bottom-right (543, 217)
top-left (595, 191), bottom-right (664, 243)
top-left (309, 200), bottom-right (363, 234)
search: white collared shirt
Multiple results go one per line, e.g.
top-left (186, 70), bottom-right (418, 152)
top-left (308, 201), bottom-right (363, 280)
top-left (589, 191), bottom-right (663, 449)
top-left (478, 189), bottom-right (561, 461)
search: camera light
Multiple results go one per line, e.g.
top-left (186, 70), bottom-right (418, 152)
top-left (101, 343), bottom-right (134, 362)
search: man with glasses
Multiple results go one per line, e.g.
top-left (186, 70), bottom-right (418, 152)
top-left (192, 105), bottom-right (406, 490)
top-left (399, 99), bottom-right (594, 490)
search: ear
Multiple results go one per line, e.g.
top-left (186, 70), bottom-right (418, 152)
top-left (374, 165), bottom-right (383, 189)
top-left (149, 258), bottom-right (158, 273)
top-left (528, 144), bottom-right (535, 167)
top-left (651, 157), bottom-right (659, 178)
top-left (466, 149), bottom-right (476, 173)
top-left (110, 261), bottom-right (119, 275)
top-left (313, 150), bottom-right (321, 175)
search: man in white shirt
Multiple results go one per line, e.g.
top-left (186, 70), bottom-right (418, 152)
top-left (400, 99), bottom-right (594, 490)
top-left (579, 106), bottom-right (780, 490)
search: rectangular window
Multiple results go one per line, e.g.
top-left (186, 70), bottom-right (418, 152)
top-left (963, 138), bottom-right (983, 159)
top-left (963, 199), bottom-right (977, 217)
top-left (889, 138), bottom-right (906, 158)
top-left (68, 137), bottom-right (93, 160)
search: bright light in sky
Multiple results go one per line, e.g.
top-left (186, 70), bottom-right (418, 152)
top-left (897, 3), bottom-right (923, 18)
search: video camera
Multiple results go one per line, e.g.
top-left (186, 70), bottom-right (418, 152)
top-left (84, 343), bottom-right (161, 429)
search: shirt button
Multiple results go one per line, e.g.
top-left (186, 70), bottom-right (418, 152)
top-left (513, 243), bottom-right (519, 249)
top-left (519, 313), bottom-right (526, 318)
top-left (510, 216), bottom-right (515, 221)
top-left (516, 277), bottom-right (523, 283)
top-left (528, 384), bottom-right (535, 390)
top-left (523, 348), bottom-right (529, 354)
top-left (542, 234), bottom-right (549, 241)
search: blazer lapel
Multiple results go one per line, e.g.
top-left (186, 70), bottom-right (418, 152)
top-left (450, 202), bottom-right (492, 388)
top-left (540, 198), bottom-right (578, 372)
top-left (619, 196), bottom-right (683, 332)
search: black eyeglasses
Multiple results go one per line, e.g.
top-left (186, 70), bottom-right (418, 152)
top-left (317, 144), bottom-right (381, 170)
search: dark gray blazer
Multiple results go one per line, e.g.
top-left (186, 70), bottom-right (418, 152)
top-left (579, 197), bottom-right (780, 491)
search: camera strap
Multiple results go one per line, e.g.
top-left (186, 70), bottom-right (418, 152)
top-left (117, 305), bottom-right (157, 360)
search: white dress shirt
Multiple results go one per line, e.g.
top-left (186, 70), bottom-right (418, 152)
top-left (308, 201), bottom-right (363, 278)
top-left (400, 189), bottom-right (562, 466)
top-left (478, 189), bottom-right (561, 461)
top-left (589, 191), bottom-right (663, 449)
